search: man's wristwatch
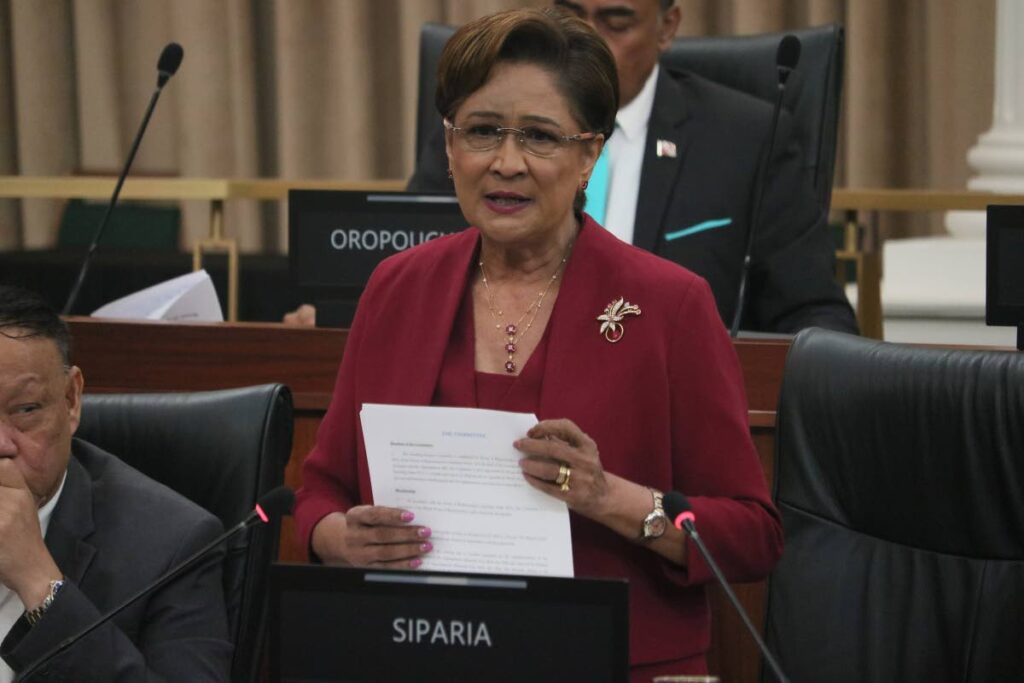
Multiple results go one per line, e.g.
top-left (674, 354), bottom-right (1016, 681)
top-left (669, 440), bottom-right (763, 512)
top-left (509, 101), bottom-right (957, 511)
top-left (25, 579), bottom-right (65, 626)
top-left (640, 488), bottom-right (668, 540)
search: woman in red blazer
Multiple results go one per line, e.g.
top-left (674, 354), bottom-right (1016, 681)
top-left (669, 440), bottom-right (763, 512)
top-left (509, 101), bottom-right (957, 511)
top-left (294, 8), bottom-right (782, 679)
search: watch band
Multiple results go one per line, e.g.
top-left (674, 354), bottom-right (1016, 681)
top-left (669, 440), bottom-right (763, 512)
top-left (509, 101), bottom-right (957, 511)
top-left (641, 488), bottom-right (668, 540)
top-left (25, 579), bottom-right (65, 626)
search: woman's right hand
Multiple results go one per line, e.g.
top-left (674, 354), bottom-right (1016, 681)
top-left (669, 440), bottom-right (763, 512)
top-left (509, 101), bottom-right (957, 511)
top-left (310, 506), bottom-right (433, 569)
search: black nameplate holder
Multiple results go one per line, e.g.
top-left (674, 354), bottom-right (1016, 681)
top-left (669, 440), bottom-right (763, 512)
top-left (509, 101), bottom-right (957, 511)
top-left (289, 190), bottom-right (469, 327)
top-left (986, 204), bottom-right (1024, 350)
top-left (270, 564), bottom-right (629, 682)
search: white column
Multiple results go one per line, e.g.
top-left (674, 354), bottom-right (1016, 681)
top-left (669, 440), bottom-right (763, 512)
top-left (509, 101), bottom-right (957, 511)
top-left (947, 0), bottom-right (1024, 238)
top-left (872, 0), bottom-right (1017, 345)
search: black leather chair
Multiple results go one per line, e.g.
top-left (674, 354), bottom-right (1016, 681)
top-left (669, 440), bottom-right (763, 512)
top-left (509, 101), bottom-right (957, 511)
top-left (660, 24), bottom-right (844, 212)
top-left (763, 329), bottom-right (1024, 681)
top-left (415, 22), bottom-right (458, 168)
top-left (76, 384), bottom-right (293, 683)
top-left (414, 22), bottom-right (844, 212)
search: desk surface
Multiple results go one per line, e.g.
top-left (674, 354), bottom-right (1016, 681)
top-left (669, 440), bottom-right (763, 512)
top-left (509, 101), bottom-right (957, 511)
top-left (65, 317), bottom-right (789, 417)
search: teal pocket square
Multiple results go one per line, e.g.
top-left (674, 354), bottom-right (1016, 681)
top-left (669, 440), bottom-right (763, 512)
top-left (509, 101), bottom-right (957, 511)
top-left (664, 218), bottom-right (732, 241)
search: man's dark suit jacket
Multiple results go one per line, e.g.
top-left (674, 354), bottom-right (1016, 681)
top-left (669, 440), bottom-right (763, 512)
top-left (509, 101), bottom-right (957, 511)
top-left (1, 439), bottom-right (232, 681)
top-left (408, 67), bottom-right (858, 334)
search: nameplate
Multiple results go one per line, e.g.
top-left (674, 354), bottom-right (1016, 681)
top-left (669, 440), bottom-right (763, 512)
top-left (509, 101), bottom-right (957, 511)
top-left (986, 204), bottom-right (1024, 331)
top-left (270, 565), bottom-right (628, 682)
top-left (289, 190), bottom-right (469, 293)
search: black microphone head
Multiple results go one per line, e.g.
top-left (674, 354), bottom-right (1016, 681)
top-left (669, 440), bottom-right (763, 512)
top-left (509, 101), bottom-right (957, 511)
top-left (157, 43), bottom-right (184, 88)
top-left (255, 486), bottom-right (295, 521)
top-left (663, 491), bottom-right (691, 521)
top-left (776, 35), bottom-right (801, 70)
top-left (775, 35), bottom-right (801, 86)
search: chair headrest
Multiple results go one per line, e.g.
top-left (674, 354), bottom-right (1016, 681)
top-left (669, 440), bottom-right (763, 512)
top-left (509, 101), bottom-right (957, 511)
top-left (777, 329), bottom-right (1024, 558)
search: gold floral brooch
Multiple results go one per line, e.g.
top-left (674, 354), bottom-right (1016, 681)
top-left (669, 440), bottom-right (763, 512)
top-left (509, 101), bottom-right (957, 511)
top-left (597, 297), bottom-right (641, 343)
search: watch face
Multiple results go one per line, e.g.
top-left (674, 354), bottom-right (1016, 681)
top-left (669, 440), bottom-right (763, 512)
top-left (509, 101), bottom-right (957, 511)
top-left (644, 513), bottom-right (668, 538)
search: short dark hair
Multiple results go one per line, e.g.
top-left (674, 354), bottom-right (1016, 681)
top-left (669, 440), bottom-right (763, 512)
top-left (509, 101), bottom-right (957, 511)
top-left (437, 7), bottom-right (618, 137)
top-left (0, 286), bottom-right (71, 366)
top-left (436, 8), bottom-right (618, 216)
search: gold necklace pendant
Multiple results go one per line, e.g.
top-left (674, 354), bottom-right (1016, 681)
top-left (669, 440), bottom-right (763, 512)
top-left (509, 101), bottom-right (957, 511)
top-left (503, 324), bottom-right (519, 373)
top-left (479, 245), bottom-right (571, 374)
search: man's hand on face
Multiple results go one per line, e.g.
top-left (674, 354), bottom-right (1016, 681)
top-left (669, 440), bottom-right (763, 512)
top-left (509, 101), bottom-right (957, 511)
top-left (0, 458), bottom-right (63, 610)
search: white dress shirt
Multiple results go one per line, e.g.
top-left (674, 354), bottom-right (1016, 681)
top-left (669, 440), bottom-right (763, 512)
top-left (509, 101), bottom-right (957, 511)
top-left (0, 472), bottom-right (66, 683)
top-left (603, 64), bottom-right (660, 245)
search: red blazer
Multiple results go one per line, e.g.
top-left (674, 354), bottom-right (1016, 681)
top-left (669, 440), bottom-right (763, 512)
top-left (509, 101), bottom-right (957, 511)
top-left (295, 216), bottom-right (783, 666)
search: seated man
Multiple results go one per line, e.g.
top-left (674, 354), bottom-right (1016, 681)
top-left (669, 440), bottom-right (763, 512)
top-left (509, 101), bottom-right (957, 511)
top-left (0, 286), bottom-right (231, 681)
top-left (409, 0), bottom-right (858, 334)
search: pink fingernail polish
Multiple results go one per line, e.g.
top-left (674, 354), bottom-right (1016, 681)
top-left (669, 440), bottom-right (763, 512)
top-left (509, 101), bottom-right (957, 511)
top-left (410, 559), bottom-right (423, 569)
top-left (420, 542), bottom-right (433, 552)
top-left (418, 527), bottom-right (432, 538)
top-left (400, 511), bottom-right (415, 522)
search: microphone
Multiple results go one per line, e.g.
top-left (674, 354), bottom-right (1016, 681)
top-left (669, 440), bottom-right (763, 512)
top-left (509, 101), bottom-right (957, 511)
top-left (775, 34), bottom-right (801, 86)
top-left (13, 486), bottom-right (294, 682)
top-left (729, 35), bottom-right (802, 338)
top-left (62, 42), bottom-right (185, 316)
top-left (157, 43), bottom-right (184, 88)
top-left (663, 492), bottom-right (790, 683)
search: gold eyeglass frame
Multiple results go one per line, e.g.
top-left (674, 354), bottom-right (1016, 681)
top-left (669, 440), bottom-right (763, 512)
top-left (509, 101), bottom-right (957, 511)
top-left (443, 119), bottom-right (599, 158)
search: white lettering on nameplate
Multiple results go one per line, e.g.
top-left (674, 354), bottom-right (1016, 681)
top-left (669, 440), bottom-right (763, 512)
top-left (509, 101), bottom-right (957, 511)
top-left (391, 618), bottom-right (493, 647)
top-left (330, 229), bottom-right (452, 251)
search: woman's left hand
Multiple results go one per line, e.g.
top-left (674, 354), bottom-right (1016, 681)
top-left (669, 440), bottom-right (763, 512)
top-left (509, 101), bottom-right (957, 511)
top-left (515, 418), bottom-right (609, 519)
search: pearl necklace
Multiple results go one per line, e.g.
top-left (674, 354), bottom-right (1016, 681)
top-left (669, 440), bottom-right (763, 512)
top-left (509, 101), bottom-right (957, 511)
top-left (479, 249), bottom-right (569, 374)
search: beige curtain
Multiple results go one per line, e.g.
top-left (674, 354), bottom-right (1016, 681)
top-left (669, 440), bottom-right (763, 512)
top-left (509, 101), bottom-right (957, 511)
top-left (0, 0), bottom-right (996, 250)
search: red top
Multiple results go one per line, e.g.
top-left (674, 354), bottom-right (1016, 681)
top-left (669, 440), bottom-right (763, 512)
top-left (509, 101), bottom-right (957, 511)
top-left (295, 216), bottom-right (783, 666)
top-left (433, 283), bottom-right (548, 412)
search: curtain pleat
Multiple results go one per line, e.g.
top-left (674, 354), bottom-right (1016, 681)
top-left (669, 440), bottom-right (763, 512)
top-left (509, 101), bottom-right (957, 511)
top-left (0, 0), bottom-right (998, 250)
top-left (0, 0), bottom-right (20, 249)
top-left (11, 0), bottom-right (77, 248)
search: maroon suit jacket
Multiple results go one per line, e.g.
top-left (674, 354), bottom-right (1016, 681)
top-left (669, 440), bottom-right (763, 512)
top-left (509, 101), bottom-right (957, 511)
top-left (295, 216), bottom-right (783, 666)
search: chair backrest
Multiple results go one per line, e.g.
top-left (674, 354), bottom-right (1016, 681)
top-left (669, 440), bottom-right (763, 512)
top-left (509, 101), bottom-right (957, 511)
top-left (77, 384), bottom-right (293, 683)
top-left (661, 24), bottom-right (844, 210)
top-left (415, 22), bottom-right (457, 166)
top-left (764, 329), bottom-right (1024, 682)
top-left (413, 23), bottom-right (844, 212)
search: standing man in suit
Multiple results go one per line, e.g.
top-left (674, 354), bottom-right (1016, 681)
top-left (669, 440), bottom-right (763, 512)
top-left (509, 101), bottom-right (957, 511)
top-left (409, 0), bottom-right (858, 334)
top-left (0, 285), bottom-right (231, 681)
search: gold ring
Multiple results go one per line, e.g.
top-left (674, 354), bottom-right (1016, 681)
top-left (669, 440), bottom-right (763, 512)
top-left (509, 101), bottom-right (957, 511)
top-left (559, 467), bottom-right (572, 493)
top-left (555, 464), bottom-right (570, 486)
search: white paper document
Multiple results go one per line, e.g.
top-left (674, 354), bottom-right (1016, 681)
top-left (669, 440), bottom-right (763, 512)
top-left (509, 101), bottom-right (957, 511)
top-left (91, 269), bottom-right (223, 322)
top-left (360, 404), bottom-right (574, 577)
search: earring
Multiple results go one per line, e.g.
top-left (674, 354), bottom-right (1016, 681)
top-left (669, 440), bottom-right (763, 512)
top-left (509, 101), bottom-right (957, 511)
top-left (580, 180), bottom-right (589, 191)
top-left (447, 168), bottom-right (453, 180)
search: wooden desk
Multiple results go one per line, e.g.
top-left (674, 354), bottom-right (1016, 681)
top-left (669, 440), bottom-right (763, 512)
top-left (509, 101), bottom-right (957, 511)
top-left (831, 188), bottom-right (1024, 211)
top-left (66, 317), bottom-right (789, 683)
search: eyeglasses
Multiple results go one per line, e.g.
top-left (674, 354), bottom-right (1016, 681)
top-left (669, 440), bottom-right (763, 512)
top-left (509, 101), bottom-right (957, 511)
top-left (444, 120), bottom-right (599, 158)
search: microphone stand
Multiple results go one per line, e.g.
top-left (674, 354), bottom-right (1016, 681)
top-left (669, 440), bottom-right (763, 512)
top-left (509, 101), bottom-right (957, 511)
top-left (680, 517), bottom-right (790, 683)
top-left (729, 41), bottom-right (799, 338)
top-left (62, 82), bottom-right (168, 316)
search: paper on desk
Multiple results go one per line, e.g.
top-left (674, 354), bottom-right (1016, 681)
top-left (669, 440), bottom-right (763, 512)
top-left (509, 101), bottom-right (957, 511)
top-left (91, 269), bottom-right (223, 322)
top-left (360, 403), bottom-right (574, 577)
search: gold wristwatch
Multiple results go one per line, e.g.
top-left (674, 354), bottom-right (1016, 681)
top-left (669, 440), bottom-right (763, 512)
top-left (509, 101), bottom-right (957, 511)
top-left (640, 488), bottom-right (668, 540)
top-left (25, 579), bottom-right (65, 626)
